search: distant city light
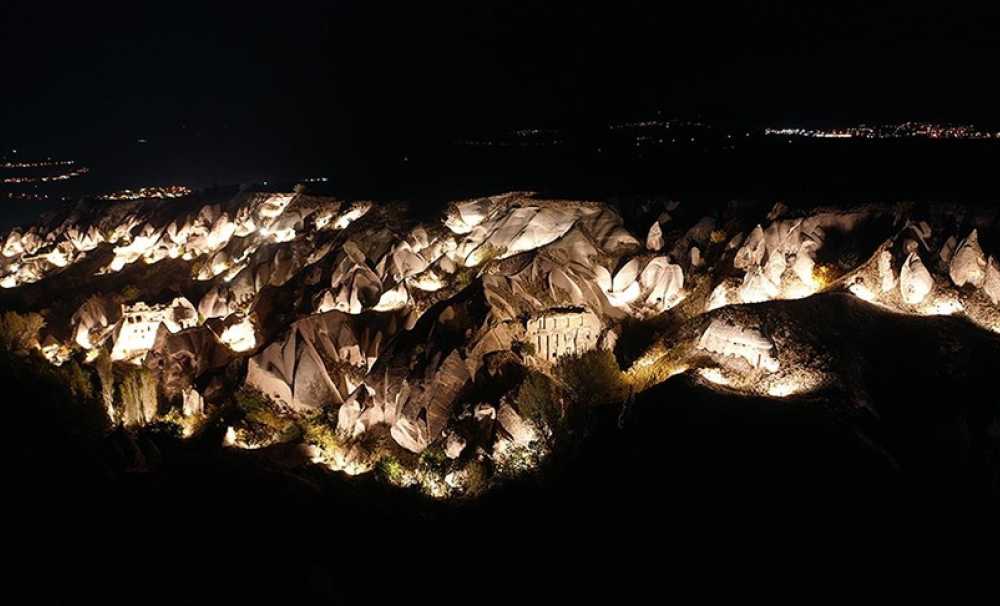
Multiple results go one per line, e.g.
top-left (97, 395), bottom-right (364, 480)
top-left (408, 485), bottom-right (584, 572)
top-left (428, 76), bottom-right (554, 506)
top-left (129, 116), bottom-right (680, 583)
top-left (764, 122), bottom-right (1000, 140)
top-left (1, 162), bottom-right (89, 184)
top-left (97, 185), bottom-right (192, 201)
top-left (1, 159), bottom-right (75, 169)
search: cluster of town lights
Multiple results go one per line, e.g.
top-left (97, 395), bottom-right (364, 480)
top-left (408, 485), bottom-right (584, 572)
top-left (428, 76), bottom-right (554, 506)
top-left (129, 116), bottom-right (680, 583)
top-left (98, 185), bottom-right (192, 200)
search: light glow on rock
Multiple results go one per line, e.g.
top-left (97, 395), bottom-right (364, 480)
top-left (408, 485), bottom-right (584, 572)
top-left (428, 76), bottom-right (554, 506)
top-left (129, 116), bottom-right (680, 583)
top-left (920, 296), bottom-right (963, 317)
top-left (849, 282), bottom-right (877, 303)
top-left (220, 317), bottom-right (256, 352)
top-left (698, 368), bottom-right (730, 386)
top-left (765, 372), bottom-right (826, 398)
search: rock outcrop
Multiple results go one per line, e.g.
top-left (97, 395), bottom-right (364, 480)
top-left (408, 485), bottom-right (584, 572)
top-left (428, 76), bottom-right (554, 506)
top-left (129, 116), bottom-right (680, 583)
top-left (3, 190), bottom-right (999, 477)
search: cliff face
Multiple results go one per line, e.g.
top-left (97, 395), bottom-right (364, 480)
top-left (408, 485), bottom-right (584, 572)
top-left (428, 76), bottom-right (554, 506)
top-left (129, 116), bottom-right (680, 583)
top-left (2, 190), bottom-right (999, 495)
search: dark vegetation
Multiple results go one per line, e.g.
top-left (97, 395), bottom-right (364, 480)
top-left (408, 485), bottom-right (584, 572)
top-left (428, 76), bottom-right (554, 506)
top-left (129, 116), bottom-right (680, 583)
top-left (4, 284), bottom-right (998, 601)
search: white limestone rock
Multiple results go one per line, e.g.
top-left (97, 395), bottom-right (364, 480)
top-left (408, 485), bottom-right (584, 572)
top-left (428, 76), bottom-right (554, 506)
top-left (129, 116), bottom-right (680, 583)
top-left (2, 230), bottom-right (24, 257)
top-left (390, 416), bottom-right (429, 453)
top-left (690, 246), bottom-right (703, 268)
top-left (900, 252), bottom-right (933, 305)
top-left (613, 258), bottom-right (641, 293)
top-left (218, 315), bottom-right (257, 352)
top-left (445, 433), bottom-right (467, 459)
top-left (984, 256), bottom-right (1000, 305)
top-left (646, 221), bottom-right (664, 251)
top-left (739, 267), bottom-right (779, 304)
top-left (763, 250), bottom-right (786, 286)
top-left (504, 206), bottom-right (577, 257)
top-left (639, 257), bottom-right (684, 312)
top-left (698, 319), bottom-right (779, 372)
top-left (497, 403), bottom-right (537, 446)
top-left (390, 350), bottom-right (471, 453)
top-left (949, 229), bottom-right (986, 288)
top-left (71, 296), bottom-right (120, 349)
top-left (734, 225), bottom-right (766, 269)
top-left (182, 388), bottom-right (204, 417)
top-left (878, 250), bottom-right (896, 293)
top-left (246, 311), bottom-right (402, 412)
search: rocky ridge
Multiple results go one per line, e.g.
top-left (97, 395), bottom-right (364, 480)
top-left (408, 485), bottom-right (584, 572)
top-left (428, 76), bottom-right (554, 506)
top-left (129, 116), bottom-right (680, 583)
top-left (3, 191), bottom-right (999, 496)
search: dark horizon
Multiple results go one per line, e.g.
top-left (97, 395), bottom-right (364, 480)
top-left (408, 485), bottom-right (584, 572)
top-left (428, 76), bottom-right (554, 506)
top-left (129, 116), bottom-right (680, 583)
top-left (4, 2), bottom-right (1000, 159)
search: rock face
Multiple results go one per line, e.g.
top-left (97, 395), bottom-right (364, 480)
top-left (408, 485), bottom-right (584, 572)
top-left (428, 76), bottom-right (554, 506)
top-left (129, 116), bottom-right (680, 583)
top-left (524, 311), bottom-right (601, 364)
top-left (698, 320), bottom-right (780, 372)
top-left (949, 230), bottom-right (986, 288)
top-left (3, 189), bottom-right (1000, 469)
top-left (877, 250), bottom-right (896, 293)
top-left (497, 403), bottom-right (537, 445)
top-left (646, 221), bottom-right (664, 251)
top-left (727, 211), bottom-right (876, 303)
top-left (246, 310), bottom-right (404, 412)
top-left (110, 298), bottom-right (198, 363)
top-left (72, 295), bottom-right (121, 349)
top-left (985, 257), bottom-right (1000, 305)
top-left (900, 252), bottom-right (933, 305)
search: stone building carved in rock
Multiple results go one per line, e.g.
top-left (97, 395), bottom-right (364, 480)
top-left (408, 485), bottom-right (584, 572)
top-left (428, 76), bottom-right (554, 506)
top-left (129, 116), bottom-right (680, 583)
top-left (111, 298), bottom-right (198, 362)
top-left (524, 311), bottom-right (602, 363)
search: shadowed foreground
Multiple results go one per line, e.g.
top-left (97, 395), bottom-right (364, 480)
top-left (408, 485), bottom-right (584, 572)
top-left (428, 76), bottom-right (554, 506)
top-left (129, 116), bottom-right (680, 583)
top-left (6, 294), bottom-right (998, 601)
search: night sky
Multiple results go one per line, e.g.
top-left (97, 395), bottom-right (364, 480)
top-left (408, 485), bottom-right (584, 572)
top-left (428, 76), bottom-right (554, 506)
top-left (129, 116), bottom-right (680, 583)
top-left (3, 2), bottom-right (1000, 176)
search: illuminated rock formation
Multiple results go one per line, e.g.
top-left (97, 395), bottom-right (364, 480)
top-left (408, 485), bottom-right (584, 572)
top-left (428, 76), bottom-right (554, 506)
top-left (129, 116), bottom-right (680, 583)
top-left (900, 252), bottom-right (933, 305)
top-left (698, 319), bottom-right (780, 372)
top-left (247, 310), bottom-right (405, 412)
top-left (878, 250), bottom-right (896, 293)
top-left (949, 229), bottom-right (986, 288)
top-left (646, 221), bottom-right (664, 251)
top-left (524, 311), bottom-right (602, 363)
top-left (110, 298), bottom-right (198, 362)
top-left (985, 256), bottom-right (1000, 305)
top-left (4, 188), bottom-right (1000, 491)
top-left (72, 296), bottom-right (121, 350)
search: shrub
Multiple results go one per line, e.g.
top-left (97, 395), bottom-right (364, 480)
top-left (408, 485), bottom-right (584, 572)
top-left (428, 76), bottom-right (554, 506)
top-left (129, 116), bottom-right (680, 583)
top-left (462, 460), bottom-right (490, 496)
top-left (61, 360), bottom-right (95, 400)
top-left (235, 387), bottom-right (299, 441)
top-left (120, 285), bottom-right (141, 302)
top-left (142, 420), bottom-right (183, 440)
top-left (0, 310), bottom-right (45, 353)
top-left (515, 370), bottom-right (561, 427)
top-left (377, 455), bottom-right (407, 485)
top-left (555, 350), bottom-right (629, 408)
top-left (301, 413), bottom-right (341, 453)
top-left (419, 445), bottom-right (448, 472)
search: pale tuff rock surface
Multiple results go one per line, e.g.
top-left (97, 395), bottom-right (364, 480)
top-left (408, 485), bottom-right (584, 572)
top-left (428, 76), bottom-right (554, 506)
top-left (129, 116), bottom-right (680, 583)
top-left (646, 221), bottom-right (664, 251)
top-left (985, 257), bottom-right (1000, 305)
top-left (524, 311), bottom-right (601, 364)
top-left (3, 190), bottom-right (1000, 487)
top-left (949, 229), bottom-right (986, 288)
top-left (698, 319), bottom-right (779, 372)
top-left (247, 310), bottom-right (406, 412)
top-left (110, 298), bottom-right (198, 363)
top-left (834, 204), bottom-right (1000, 332)
top-left (72, 295), bottom-right (121, 350)
top-left (900, 252), bottom-right (933, 305)
top-left (727, 210), bottom-right (875, 304)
